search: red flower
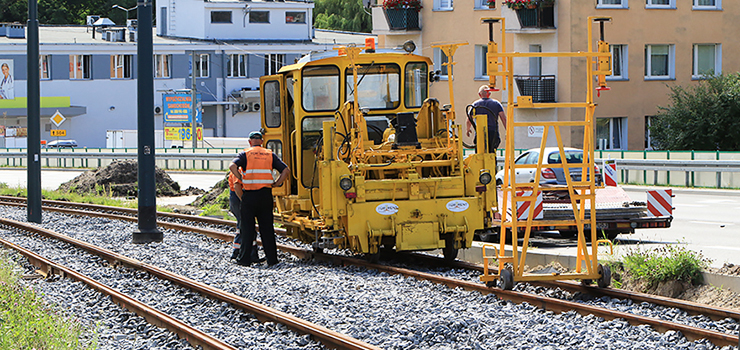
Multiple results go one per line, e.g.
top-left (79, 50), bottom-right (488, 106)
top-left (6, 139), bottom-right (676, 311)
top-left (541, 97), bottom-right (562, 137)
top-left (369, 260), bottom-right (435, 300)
top-left (383, 0), bottom-right (423, 12)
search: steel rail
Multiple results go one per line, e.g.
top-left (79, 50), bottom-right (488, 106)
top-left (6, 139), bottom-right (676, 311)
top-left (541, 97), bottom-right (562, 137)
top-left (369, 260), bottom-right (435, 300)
top-left (2, 197), bottom-right (738, 346)
top-left (0, 237), bottom-right (237, 350)
top-left (0, 217), bottom-right (380, 350)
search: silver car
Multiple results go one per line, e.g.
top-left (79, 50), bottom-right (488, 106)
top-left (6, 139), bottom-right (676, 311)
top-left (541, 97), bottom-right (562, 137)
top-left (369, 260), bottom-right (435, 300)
top-left (495, 147), bottom-right (601, 186)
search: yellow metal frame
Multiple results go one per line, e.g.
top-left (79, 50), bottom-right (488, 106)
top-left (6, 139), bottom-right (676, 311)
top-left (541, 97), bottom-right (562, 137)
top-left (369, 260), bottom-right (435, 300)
top-left (479, 17), bottom-right (613, 285)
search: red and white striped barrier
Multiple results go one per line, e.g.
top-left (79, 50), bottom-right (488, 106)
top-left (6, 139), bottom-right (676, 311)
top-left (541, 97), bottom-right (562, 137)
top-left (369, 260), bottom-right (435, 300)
top-left (603, 159), bottom-right (617, 186)
top-left (647, 189), bottom-right (673, 217)
top-left (516, 191), bottom-right (543, 220)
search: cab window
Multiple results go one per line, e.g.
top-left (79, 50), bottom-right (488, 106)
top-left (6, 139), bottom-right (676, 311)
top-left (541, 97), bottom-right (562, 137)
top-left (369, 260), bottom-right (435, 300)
top-left (263, 80), bottom-right (281, 128)
top-left (345, 64), bottom-right (400, 110)
top-left (302, 66), bottom-right (340, 112)
top-left (404, 62), bottom-right (428, 108)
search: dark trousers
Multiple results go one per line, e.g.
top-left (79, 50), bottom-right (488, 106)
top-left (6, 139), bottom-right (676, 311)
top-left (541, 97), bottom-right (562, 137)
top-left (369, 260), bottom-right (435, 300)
top-left (487, 127), bottom-right (501, 153)
top-left (237, 187), bottom-right (278, 265)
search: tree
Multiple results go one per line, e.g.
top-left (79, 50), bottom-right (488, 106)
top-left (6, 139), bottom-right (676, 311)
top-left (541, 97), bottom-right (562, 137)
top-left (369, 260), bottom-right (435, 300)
top-left (314, 0), bottom-right (371, 33)
top-left (650, 73), bottom-right (740, 151)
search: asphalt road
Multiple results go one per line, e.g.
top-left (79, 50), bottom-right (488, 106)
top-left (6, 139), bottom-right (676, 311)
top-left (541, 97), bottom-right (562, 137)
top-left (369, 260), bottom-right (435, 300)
top-left (1, 169), bottom-right (737, 267)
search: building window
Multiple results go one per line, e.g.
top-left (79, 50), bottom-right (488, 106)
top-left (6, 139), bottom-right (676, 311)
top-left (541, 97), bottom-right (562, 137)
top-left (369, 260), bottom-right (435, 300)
top-left (265, 54), bottom-right (285, 76)
top-left (475, 45), bottom-right (488, 79)
top-left (40, 55), bottom-right (50, 80)
top-left (433, 48), bottom-right (449, 79)
top-left (608, 44), bottom-right (628, 80)
top-left (211, 11), bottom-right (232, 24)
top-left (434, 0), bottom-right (453, 11)
top-left (596, 117), bottom-right (626, 150)
top-left (693, 0), bottom-right (720, 10)
top-left (154, 54), bottom-right (171, 78)
top-left (227, 54), bottom-right (247, 78)
top-left (69, 55), bottom-right (91, 80)
top-left (693, 44), bottom-right (721, 78)
top-left (645, 116), bottom-right (656, 150)
top-left (597, 0), bottom-right (628, 8)
top-left (646, 0), bottom-right (675, 9)
top-left (285, 11), bottom-right (306, 23)
top-left (250, 11), bottom-right (270, 23)
top-left (644, 44), bottom-right (674, 80)
top-left (110, 54), bottom-right (133, 79)
top-left (195, 54), bottom-right (209, 78)
top-left (475, 0), bottom-right (494, 9)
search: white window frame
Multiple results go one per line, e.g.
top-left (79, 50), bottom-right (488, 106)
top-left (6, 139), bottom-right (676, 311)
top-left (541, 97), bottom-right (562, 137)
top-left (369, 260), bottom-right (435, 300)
top-left (607, 44), bottom-right (628, 81)
top-left (111, 54), bottom-right (133, 79)
top-left (596, 0), bottom-right (628, 9)
top-left (40, 55), bottom-right (50, 80)
top-left (195, 53), bottom-right (209, 78)
top-left (265, 54), bottom-right (285, 76)
top-left (434, 0), bottom-right (453, 11)
top-left (644, 116), bottom-right (655, 150)
top-left (693, 0), bottom-right (720, 10)
top-left (474, 0), bottom-right (494, 10)
top-left (154, 54), bottom-right (171, 79)
top-left (646, 0), bottom-right (675, 9)
top-left (474, 45), bottom-right (488, 79)
top-left (596, 117), bottom-right (627, 150)
top-left (692, 44), bottom-right (721, 79)
top-left (433, 48), bottom-right (449, 80)
top-left (644, 44), bottom-right (674, 80)
top-left (69, 54), bottom-right (91, 80)
top-left (227, 54), bottom-right (248, 78)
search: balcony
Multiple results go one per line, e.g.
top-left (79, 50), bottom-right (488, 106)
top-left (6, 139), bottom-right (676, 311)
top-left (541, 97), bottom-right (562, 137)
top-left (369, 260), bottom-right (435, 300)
top-left (514, 4), bottom-right (555, 29)
top-left (372, 6), bottom-right (421, 34)
top-left (514, 75), bottom-right (556, 103)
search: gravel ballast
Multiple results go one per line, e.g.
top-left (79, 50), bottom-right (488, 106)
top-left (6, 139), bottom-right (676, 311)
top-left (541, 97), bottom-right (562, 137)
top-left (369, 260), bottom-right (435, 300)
top-left (0, 205), bottom-right (737, 350)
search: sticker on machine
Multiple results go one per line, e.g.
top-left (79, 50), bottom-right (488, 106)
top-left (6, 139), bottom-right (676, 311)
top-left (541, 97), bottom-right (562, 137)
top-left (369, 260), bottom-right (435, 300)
top-left (375, 203), bottom-right (399, 215)
top-left (446, 200), bottom-right (469, 212)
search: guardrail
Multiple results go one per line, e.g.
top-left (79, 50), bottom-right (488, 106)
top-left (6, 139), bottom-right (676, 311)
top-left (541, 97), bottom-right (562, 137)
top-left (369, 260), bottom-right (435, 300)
top-left (2, 149), bottom-right (740, 189)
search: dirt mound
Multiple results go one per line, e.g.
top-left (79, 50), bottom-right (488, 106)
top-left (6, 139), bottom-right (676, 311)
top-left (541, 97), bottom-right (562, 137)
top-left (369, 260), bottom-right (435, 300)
top-left (711, 263), bottom-right (740, 276)
top-left (190, 174), bottom-right (230, 208)
top-left (58, 160), bottom-right (183, 197)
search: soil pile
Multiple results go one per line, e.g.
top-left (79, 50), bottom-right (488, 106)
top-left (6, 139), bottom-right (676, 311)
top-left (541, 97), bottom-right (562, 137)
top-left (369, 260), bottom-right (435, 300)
top-left (190, 174), bottom-right (230, 208)
top-left (58, 160), bottom-right (191, 197)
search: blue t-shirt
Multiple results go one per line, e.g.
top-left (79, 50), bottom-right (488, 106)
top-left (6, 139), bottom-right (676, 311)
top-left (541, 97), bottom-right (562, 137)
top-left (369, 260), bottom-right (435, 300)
top-left (472, 98), bottom-right (504, 130)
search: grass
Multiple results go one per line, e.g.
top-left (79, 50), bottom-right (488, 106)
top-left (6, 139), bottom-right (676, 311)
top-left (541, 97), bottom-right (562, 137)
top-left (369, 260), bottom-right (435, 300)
top-left (0, 251), bottom-right (97, 349)
top-left (0, 184), bottom-right (179, 213)
top-left (618, 242), bottom-right (711, 287)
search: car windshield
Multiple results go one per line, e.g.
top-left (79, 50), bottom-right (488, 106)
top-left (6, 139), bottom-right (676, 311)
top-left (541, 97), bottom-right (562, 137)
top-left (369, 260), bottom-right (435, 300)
top-left (547, 150), bottom-right (583, 164)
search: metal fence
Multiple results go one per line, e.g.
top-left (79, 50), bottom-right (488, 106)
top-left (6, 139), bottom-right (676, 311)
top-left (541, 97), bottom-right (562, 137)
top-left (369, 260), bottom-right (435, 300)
top-left (2, 148), bottom-right (740, 189)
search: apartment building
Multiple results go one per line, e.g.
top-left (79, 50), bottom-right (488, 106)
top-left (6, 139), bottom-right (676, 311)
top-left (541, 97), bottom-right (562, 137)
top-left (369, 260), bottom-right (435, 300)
top-left (0, 0), bottom-right (370, 148)
top-left (372, 0), bottom-right (736, 151)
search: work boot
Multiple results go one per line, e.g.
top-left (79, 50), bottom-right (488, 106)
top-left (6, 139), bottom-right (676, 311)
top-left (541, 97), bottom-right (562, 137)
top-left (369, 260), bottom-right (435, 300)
top-left (251, 245), bottom-right (265, 263)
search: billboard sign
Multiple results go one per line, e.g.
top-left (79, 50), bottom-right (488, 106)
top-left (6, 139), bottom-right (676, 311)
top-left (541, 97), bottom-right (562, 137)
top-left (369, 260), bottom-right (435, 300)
top-left (163, 93), bottom-right (202, 123)
top-left (164, 126), bottom-right (203, 141)
top-left (0, 59), bottom-right (14, 100)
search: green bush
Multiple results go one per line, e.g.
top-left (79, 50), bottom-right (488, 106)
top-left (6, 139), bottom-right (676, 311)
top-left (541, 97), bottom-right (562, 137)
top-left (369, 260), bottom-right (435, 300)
top-left (0, 253), bottom-right (96, 349)
top-left (622, 244), bottom-right (711, 286)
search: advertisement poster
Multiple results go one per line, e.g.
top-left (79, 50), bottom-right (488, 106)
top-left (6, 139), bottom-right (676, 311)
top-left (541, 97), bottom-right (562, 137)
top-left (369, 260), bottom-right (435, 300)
top-left (0, 60), bottom-right (14, 100)
top-left (0, 125), bottom-right (5, 137)
top-left (163, 93), bottom-right (201, 123)
top-left (164, 126), bottom-right (203, 141)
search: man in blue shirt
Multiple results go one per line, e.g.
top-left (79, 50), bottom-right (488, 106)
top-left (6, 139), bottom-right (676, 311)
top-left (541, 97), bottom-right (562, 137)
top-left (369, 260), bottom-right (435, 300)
top-left (467, 85), bottom-right (507, 153)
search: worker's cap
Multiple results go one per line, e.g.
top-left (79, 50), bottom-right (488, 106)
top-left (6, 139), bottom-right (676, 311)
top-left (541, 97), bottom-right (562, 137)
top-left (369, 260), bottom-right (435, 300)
top-left (248, 131), bottom-right (263, 139)
top-left (478, 85), bottom-right (492, 94)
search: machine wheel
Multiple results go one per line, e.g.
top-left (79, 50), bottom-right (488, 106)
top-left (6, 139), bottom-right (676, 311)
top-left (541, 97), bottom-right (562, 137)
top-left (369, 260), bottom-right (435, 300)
top-left (597, 264), bottom-right (612, 288)
top-left (581, 278), bottom-right (593, 286)
top-left (499, 268), bottom-right (514, 290)
top-left (485, 279), bottom-right (498, 288)
top-left (558, 230), bottom-right (577, 239)
top-left (365, 252), bottom-right (380, 264)
top-left (442, 237), bottom-right (459, 262)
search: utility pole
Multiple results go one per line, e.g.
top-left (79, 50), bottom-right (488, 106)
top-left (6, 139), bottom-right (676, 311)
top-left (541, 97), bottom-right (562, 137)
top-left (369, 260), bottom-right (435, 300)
top-left (132, 0), bottom-right (162, 243)
top-left (190, 51), bottom-right (198, 149)
top-left (26, 0), bottom-right (41, 223)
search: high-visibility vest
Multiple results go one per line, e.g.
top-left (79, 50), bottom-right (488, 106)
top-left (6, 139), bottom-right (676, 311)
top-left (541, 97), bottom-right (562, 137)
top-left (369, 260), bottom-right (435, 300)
top-left (241, 147), bottom-right (274, 190)
top-left (228, 170), bottom-right (242, 192)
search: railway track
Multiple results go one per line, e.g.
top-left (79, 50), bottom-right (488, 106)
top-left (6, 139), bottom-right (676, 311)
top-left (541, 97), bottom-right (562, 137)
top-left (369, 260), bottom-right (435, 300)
top-left (1, 196), bottom-right (738, 348)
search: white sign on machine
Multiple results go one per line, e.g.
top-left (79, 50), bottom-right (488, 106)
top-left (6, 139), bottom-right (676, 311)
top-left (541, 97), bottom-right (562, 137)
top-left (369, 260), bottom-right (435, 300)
top-left (527, 126), bottom-right (544, 138)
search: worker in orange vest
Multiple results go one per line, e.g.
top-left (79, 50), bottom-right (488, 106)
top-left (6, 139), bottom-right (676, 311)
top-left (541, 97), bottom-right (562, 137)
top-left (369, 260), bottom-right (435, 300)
top-left (227, 169), bottom-right (263, 262)
top-left (229, 131), bottom-right (290, 266)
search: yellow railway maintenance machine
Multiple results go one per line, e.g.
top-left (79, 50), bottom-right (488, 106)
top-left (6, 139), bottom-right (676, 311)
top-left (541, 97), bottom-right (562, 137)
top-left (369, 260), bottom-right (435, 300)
top-left (478, 17), bottom-right (615, 290)
top-left (259, 39), bottom-right (497, 261)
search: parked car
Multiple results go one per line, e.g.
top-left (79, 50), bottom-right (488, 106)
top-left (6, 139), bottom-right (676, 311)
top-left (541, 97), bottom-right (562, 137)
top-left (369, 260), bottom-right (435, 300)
top-left (495, 147), bottom-right (601, 186)
top-left (47, 140), bottom-right (78, 148)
